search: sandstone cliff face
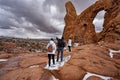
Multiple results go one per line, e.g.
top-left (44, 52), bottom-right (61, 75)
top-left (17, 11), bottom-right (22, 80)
top-left (63, 1), bottom-right (77, 43)
top-left (98, 0), bottom-right (120, 43)
top-left (63, 0), bottom-right (120, 44)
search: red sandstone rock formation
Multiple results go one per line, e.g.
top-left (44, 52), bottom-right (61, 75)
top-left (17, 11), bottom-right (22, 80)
top-left (0, 0), bottom-right (120, 80)
top-left (0, 42), bottom-right (120, 80)
top-left (0, 53), bottom-right (52, 80)
top-left (48, 43), bottom-right (120, 80)
top-left (63, 0), bottom-right (120, 44)
top-left (63, 1), bottom-right (77, 43)
top-left (98, 0), bottom-right (120, 43)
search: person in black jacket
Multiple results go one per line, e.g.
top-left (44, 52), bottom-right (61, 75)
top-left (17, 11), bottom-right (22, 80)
top-left (56, 36), bottom-right (65, 62)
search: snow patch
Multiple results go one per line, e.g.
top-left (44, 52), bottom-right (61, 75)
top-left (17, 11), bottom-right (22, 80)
top-left (109, 49), bottom-right (120, 58)
top-left (44, 55), bottom-right (71, 70)
top-left (73, 43), bottom-right (79, 47)
top-left (44, 64), bottom-right (59, 70)
top-left (63, 55), bottom-right (71, 62)
top-left (29, 65), bottom-right (39, 68)
top-left (83, 72), bottom-right (111, 80)
top-left (0, 59), bottom-right (8, 62)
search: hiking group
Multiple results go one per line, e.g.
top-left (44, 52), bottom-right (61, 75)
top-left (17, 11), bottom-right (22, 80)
top-left (46, 36), bottom-right (72, 67)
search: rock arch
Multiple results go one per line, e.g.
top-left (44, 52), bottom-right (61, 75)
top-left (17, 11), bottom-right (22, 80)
top-left (63, 0), bottom-right (120, 44)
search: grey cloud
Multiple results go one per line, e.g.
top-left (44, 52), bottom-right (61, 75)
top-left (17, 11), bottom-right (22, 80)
top-left (0, 18), bottom-right (13, 29)
top-left (0, 0), bottom-right (102, 38)
top-left (0, 0), bottom-right (59, 33)
top-left (43, 0), bottom-right (96, 14)
top-left (43, 0), bottom-right (66, 12)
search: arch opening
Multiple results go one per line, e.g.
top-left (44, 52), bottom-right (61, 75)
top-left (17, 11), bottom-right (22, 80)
top-left (93, 10), bottom-right (106, 33)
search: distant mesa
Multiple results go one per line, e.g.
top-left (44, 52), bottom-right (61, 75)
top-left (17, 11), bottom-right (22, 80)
top-left (63, 0), bottom-right (120, 44)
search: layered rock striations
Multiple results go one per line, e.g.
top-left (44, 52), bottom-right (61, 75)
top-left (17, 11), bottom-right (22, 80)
top-left (63, 0), bottom-right (120, 44)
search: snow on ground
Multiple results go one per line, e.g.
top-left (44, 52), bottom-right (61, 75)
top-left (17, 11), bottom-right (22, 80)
top-left (73, 43), bottom-right (79, 47)
top-left (29, 65), bottom-right (40, 68)
top-left (0, 59), bottom-right (8, 62)
top-left (44, 48), bottom-right (118, 80)
top-left (109, 49), bottom-right (120, 58)
top-left (44, 55), bottom-right (71, 70)
top-left (44, 55), bottom-right (71, 80)
top-left (28, 55), bottom-right (71, 69)
top-left (83, 72), bottom-right (111, 80)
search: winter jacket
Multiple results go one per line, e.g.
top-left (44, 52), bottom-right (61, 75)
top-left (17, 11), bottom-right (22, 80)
top-left (57, 39), bottom-right (65, 48)
top-left (46, 40), bottom-right (56, 54)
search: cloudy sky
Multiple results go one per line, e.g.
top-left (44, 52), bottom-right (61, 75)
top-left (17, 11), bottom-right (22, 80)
top-left (0, 0), bottom-right (105, 39)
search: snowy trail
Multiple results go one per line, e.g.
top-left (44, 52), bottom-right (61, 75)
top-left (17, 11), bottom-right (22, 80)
top-left (44, 55), bottom-right (71, 70)
top-left (44, 55), bottom-right (71, 80)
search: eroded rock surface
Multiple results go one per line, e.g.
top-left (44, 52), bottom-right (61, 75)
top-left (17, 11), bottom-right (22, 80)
top-left (0, 43), bottom-right (120, 80)
top-left (63, 0), bottom-right (120, 44)
top-left (0, 53), bottom-right (52, 80)
top-left (48, 43), bottom-right (120, 80)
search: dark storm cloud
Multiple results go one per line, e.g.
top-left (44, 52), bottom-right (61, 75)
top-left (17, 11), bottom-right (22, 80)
top-left (43, 0), bottom-right (97, 18)
top-left (0, 0), bottom-right (104, 38)
top-left (0, 0), bottom-right (60, 33)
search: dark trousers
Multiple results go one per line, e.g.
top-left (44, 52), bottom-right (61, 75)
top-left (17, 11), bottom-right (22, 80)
top-left (48, 54), bottom-right (55, 66)
top-left (68, 46), bottom-right (71, 52)
top-left (56, 48), bottom-right (64, 62)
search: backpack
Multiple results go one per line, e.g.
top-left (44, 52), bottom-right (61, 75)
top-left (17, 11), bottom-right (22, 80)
top-left (58, 39), bottom-right (66, 47)
top-left (48, 45), bottom-right (53, 52)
